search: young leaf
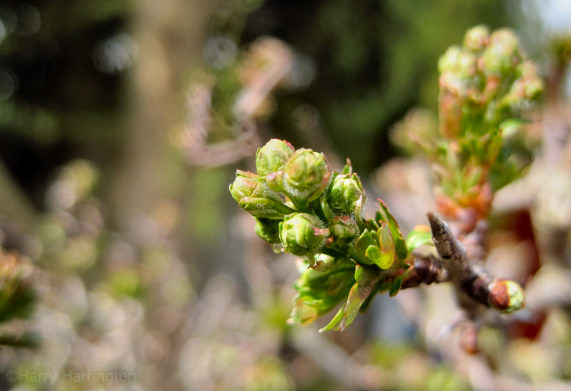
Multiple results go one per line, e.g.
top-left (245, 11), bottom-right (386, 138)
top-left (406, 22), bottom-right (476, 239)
top-left (406, 225), bottom-right (434, 252)
top-left (377, 199), bottom-right (408, 261)
top-left (319, 265), bottom-right (381, 332)
top-left (289, 257), bottom-right (355, 325)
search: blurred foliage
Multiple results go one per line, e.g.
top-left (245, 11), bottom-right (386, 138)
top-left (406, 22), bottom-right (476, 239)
top-left (251, 0), bottom-right (510, 172)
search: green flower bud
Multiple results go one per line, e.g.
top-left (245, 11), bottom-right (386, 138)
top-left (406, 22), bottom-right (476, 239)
top-left (482, 29), bottom-right (521, 76)
top-left (438, 46), bottom-right (462, 74)
top-left (255, 139), bottom-right (295, 177)
top-left (282, 149), bottom-right (331, 204)
top-left (463, 25), bottom-right (489, 52)
top-left (503, 74), bottom-right (543, 109)
top-left (229, 170), bottom-right (294, 219)
top-left (523, 78), bottom-right (543, 101)
top-left (329, 215), bottom-right (359, 244)
top-left (255, 218), bottom-right (281, 244)
top-left (279, 213), bottom-right (329, 256)
top-left (439, 46), bottom-right (477, 81)
top-left (457, 51), bottom-right (477, 79)
top-left (488, 278), bottom-right (525, 313)
top-left (326, 173), bottom-right (365, 216)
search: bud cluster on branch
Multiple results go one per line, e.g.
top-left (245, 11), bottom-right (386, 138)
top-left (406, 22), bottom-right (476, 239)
top-left (230, 139), bottom-right (524, 332)
top-left (400, 26), bottom-right (544, 228)
top-left (229, 25), bottom-right (540, 333)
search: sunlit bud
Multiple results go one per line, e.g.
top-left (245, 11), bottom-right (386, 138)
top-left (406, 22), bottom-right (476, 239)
top-left (326, 173), bottom-right (365, 216)
top-left (283, 149), bottom-right (331, 203)
top-left (255, 218), bottom-right (281, 244)
top-left (329, 215), bottom-right (359, 244)
top-left (463, 25), bottom-right (490, 52)
top-left (457, 51), bottom-right (478, 79)
top-left (279, 213), bottom-right (328, 256)
top-left (481, 29), bottom-right (521, 75)
top-left (488, 278), bottom-right (525, 313)
top-left (505, 75), bottom-right (543, 108)
top-left (255, 139), bottom-right (295, 177)
top-left (229, 170), bottom-right (294, 219)
top-left (438, 46), bottom-right (462, 74)
top-left (523, 78), bottom-right (543, 100)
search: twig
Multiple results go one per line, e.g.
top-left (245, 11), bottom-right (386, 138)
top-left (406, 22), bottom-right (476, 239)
top-left (402, 213), bottom-right (524, 316)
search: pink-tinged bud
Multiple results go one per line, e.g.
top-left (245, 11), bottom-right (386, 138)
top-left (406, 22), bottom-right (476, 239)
top-left (481, 29), bottom-right (521, 76)
top-left (279, 213), bottom-right (328, 256)
top-left (229, 170), bottom-right (294, 219)
top-left (326, 173), bottom-right (366, 216)
top-left (255, 139), bottom-right (295, 177)
top-left (438, 46), bottom-right (463, 74)
top-left (282, 149), bottom-right (331, 204)
top-left (329, 215), bottom-right (359, 244)
top-left (464, 25), bottom-right (490, 52)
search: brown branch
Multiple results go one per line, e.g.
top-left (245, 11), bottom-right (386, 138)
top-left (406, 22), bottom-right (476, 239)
top-left (401, 254), bottom-right (448, 289)
top-left (402, 213), bottom-right (524, 315)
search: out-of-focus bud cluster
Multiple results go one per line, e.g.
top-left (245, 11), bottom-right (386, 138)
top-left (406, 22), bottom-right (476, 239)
top-left (438, 26), bottom-right (543, 137)
top-left (391, 25), bottom-right (543, 224)
top-left (395, 25), bottom-right (546, 226)
top-left (230, 139), bottom-right (412, 331)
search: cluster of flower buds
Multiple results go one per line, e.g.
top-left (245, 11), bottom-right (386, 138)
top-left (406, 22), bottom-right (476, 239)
top-left (438, 25), bottom-right (543, 138)
top-left (230, 139), bottom-right (411, 331)
top-left (231, 25), bottom-right (537, 333)
top-left (431, 26), bottom-right (544, 224)
top-left (231, 136), bottom-right (529, 331)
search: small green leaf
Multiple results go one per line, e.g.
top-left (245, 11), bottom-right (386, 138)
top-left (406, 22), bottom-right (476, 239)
top-left (406, 225), bottom-right (434, 252)
top-left (352, 229), bottom-right (378, 265)
top-left (389, 276), bottom-right (403, 297)
top-left (377, 199), bottom-right (408, 261)
top-left (365, 245), bottom-right (393, 269)
top-left (319, 266), bottom-right (380, 332)
top-left (289, 257), bottom-right (355, 325)
top-left (341, 160), bottom-right (352, 175)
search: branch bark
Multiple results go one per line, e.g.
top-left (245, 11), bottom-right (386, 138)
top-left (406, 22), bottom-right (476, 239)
top-left (402, 213), bottom-right (524, 316)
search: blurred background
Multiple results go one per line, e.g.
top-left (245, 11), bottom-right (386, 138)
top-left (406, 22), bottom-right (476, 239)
top-left (0, 0), bottom-right (570, 390)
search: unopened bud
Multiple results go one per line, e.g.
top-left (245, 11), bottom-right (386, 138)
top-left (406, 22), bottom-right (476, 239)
top-left (255, 139), bottom-right (295, 177)
top-left (464, 25), bottom-right (490, 52)
top-left (482, 29), bottom-right (521, 76)
top-left (523, 78), bottom-right (543, 100)
top-left (329, 215), bottom-right (359, 244)
top-left (438, 46), bottom-right (463, 74)
top-left (488, 278), bottom-right (524, 313)
top-left (326, 173), bottom-right (365, 216)
top-left (229, 170), bottom-right (294, 219)
top-left (279, 213), bottom-right (328, 256)
top-left (283, 149), bottom-right (331, 204)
